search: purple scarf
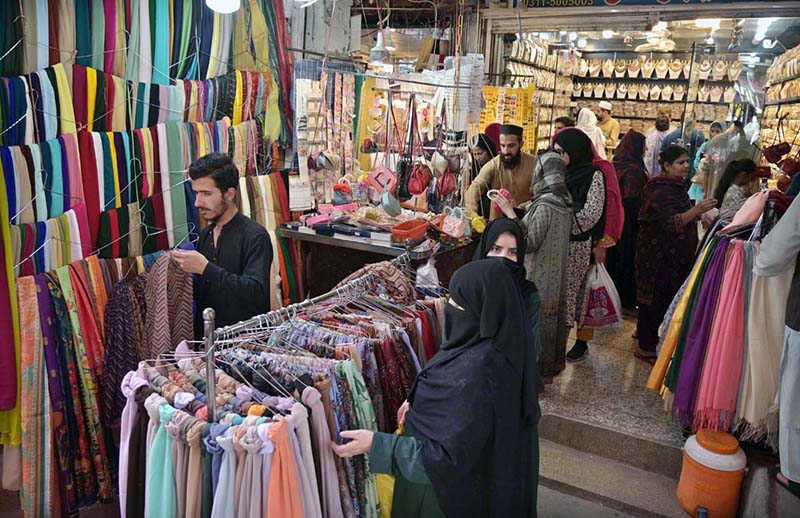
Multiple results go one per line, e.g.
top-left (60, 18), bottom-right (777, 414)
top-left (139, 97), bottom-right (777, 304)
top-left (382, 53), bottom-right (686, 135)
top-left (673, 238), bottom-right (731, 424)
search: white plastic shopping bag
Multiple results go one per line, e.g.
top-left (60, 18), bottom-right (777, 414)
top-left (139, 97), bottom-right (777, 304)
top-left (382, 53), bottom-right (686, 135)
top-left (582, 263), bottom-right (623, 327)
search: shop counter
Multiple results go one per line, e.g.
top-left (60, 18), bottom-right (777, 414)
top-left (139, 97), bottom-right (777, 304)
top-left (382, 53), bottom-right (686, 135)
top-left (282, 228), bottom-right (477, 296)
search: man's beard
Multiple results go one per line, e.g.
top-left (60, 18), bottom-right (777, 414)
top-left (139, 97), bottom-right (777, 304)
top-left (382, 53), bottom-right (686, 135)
top-left (501, 152), bottom-right (521, 169)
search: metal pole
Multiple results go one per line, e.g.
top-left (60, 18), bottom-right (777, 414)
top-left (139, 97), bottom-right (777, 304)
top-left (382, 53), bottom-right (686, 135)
top-left (203, 308), bottom-right (217, 423)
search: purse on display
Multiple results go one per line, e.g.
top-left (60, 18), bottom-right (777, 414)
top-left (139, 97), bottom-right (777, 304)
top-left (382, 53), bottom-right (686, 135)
top-left (763, 114), bottom-right (793, 164)
top-left (406, 96), bottom-right (432, 197)
top-left (441, 207), bottom-right (466, 238)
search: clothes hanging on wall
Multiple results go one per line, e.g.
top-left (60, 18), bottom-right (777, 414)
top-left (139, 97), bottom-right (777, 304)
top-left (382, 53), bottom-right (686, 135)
top-left (646, 210), bottom-right (790, 446)
top-left (16, 250), bottom-right (194, 517)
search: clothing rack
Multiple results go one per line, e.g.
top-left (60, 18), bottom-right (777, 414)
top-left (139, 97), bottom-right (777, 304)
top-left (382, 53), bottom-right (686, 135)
top-left (201, 253), bottom-right (412, 421)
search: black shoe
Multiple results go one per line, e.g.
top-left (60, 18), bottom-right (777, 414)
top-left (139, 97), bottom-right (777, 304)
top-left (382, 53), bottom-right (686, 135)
top-left (566, 340), bottom-right (588, 363)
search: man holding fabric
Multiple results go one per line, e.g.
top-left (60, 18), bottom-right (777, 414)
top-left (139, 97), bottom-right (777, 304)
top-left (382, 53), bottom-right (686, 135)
top-left (171, 153), bottom-right (273, 339)
top-left (465, 124), bottom-right (536, 220)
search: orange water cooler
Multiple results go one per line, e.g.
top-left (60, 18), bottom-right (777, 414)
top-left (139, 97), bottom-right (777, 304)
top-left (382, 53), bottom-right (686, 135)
top-left (676, 429), bottom-right (747, 518)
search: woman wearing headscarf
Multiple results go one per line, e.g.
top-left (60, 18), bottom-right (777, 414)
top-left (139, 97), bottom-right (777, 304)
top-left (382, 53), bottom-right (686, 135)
top-left (635, 145), bottom-right (717, 363)
top-left (694, 120), bottom-right (758, 201)
top-left (712, 158), bottom-right (756, 224)
top-left (521, 152), bottom-right (573, 380)
top-left (332, 260), bottom-right (539, 518)
top-left (576, 108), bottom-right (608, 159)
top-left (474, 217), bottom-right (542, 363)
top-left (471, 133), bottom-right (498, 217)
top-left (553, 129), bottom-right (607, 363)
top-left (690, 120), bottom-right (728, 200)
top-left (607, 129), bottom-right (649, 309)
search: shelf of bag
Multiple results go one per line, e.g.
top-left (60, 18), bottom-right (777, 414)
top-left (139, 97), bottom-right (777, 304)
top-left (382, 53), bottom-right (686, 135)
top-left (573, 76), bottom-right (689, 83)
top-left (765, 96), bottom-right (800, 107)
top-left (505, 56), bottom-right (558, 73)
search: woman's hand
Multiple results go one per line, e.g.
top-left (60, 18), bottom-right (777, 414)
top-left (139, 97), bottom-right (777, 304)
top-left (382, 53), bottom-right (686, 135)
top-left (331, 430), bottom-right (375, 458)
top-left (493, 195), bottom-right (517, 219)
top-left (397, 400), bottom-right (410, 426)
top-left (694, 198), bottom-right (717, 215)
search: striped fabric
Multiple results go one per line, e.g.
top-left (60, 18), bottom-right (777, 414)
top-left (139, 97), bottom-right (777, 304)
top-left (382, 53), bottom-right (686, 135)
top-left (144, 254), bottom-right (193, 357)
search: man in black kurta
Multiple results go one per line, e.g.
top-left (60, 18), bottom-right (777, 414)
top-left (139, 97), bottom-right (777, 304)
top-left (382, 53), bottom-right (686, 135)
top-left (171, 153), bottom-right (272, 339)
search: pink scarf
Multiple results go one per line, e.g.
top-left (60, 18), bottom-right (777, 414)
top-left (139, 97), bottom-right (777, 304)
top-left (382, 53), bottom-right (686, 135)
top-left (693, 241), bottom-right (746, 431)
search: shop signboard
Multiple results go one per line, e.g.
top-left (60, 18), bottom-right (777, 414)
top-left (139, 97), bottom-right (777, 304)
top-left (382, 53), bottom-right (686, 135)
top-left (523, 0), bottom-right (783, 6)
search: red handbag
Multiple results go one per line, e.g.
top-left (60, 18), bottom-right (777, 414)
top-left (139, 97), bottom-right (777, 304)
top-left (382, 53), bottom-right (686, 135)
top-left (407, 96), bottom-right (432, 196)
top-left (763, 114), bottom-right (791, 164)
top-left (438, 167), bottom-right (458, 198)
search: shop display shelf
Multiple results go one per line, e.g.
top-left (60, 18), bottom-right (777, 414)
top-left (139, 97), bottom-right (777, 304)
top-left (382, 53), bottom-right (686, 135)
top-left (573, 76), bottom-right (689, 84)
top-left (572, 96), bottom-right (689, 104)
top-left (765, 96), bottom-right (800, 107)
top-left (766, 70), bottom-right (800, 87)
top-left (504, 56), bottom-right (557, 73)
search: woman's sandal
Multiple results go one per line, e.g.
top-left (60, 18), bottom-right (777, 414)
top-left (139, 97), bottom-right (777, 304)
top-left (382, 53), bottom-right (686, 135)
top-left (634, 350), bottom-right (657, 365)
top-left (771, 465), bottom-right (800, 499)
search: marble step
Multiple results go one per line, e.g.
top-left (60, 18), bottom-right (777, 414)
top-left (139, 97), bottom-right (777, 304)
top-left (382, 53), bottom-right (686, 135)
top-left (539, 438), bottom-right (686, 518)
top-left (539, 413), bottom-right (684, 479)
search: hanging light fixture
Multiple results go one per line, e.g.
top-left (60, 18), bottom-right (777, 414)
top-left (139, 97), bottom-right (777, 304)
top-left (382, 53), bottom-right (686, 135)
top-left (370, 31), bottom-right (390, 64)
top-left (205, 0), bottom-right (241, 14)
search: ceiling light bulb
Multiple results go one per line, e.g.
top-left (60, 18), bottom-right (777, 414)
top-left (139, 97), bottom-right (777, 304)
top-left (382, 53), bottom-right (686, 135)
top-left (653, 21), bottom-right (668, 32)
top-left (205, 0), bottom-right (241, 13)
top-left (602, 30), bottom-right (614, 39)
top-left (706, 35), bottom-right (714, 44)
top-left (577, 38), bottom-right (587, 49)
top-left (569, 32), bottom-right (578, 42)
top-left (370, 32), bottom-right (389, 65)
top-left (559, 30), bottom-right (567, 35)
top-left (695, 19), bottom-right (720, 30)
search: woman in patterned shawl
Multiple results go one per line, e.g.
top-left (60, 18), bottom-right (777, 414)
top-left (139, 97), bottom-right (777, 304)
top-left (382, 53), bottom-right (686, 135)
top-left (635, 145), bottom-right (717, 363)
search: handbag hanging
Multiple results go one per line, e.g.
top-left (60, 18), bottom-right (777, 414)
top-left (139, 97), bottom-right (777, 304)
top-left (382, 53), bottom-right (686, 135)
top-left (407, 95), bottom-right (433, 197)
top-left (764, 113), bottom-right (792, 164)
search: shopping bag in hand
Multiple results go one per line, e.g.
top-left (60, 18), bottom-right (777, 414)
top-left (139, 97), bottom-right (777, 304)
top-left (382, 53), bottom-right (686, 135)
top-left (582, 263), bottom-right (622, 327)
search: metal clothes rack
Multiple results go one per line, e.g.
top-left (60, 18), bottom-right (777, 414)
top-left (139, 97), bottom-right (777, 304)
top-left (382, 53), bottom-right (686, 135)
top-left (201, 253), bottom-right (412, 421)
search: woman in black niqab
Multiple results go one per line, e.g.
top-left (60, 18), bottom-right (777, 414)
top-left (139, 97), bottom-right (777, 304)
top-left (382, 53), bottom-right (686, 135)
top-left (332, 260), bottom-right (539, 517)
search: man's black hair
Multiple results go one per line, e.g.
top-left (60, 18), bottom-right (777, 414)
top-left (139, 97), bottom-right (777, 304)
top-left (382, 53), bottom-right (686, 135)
top-left (188, 153), bottom-right (239, 192)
